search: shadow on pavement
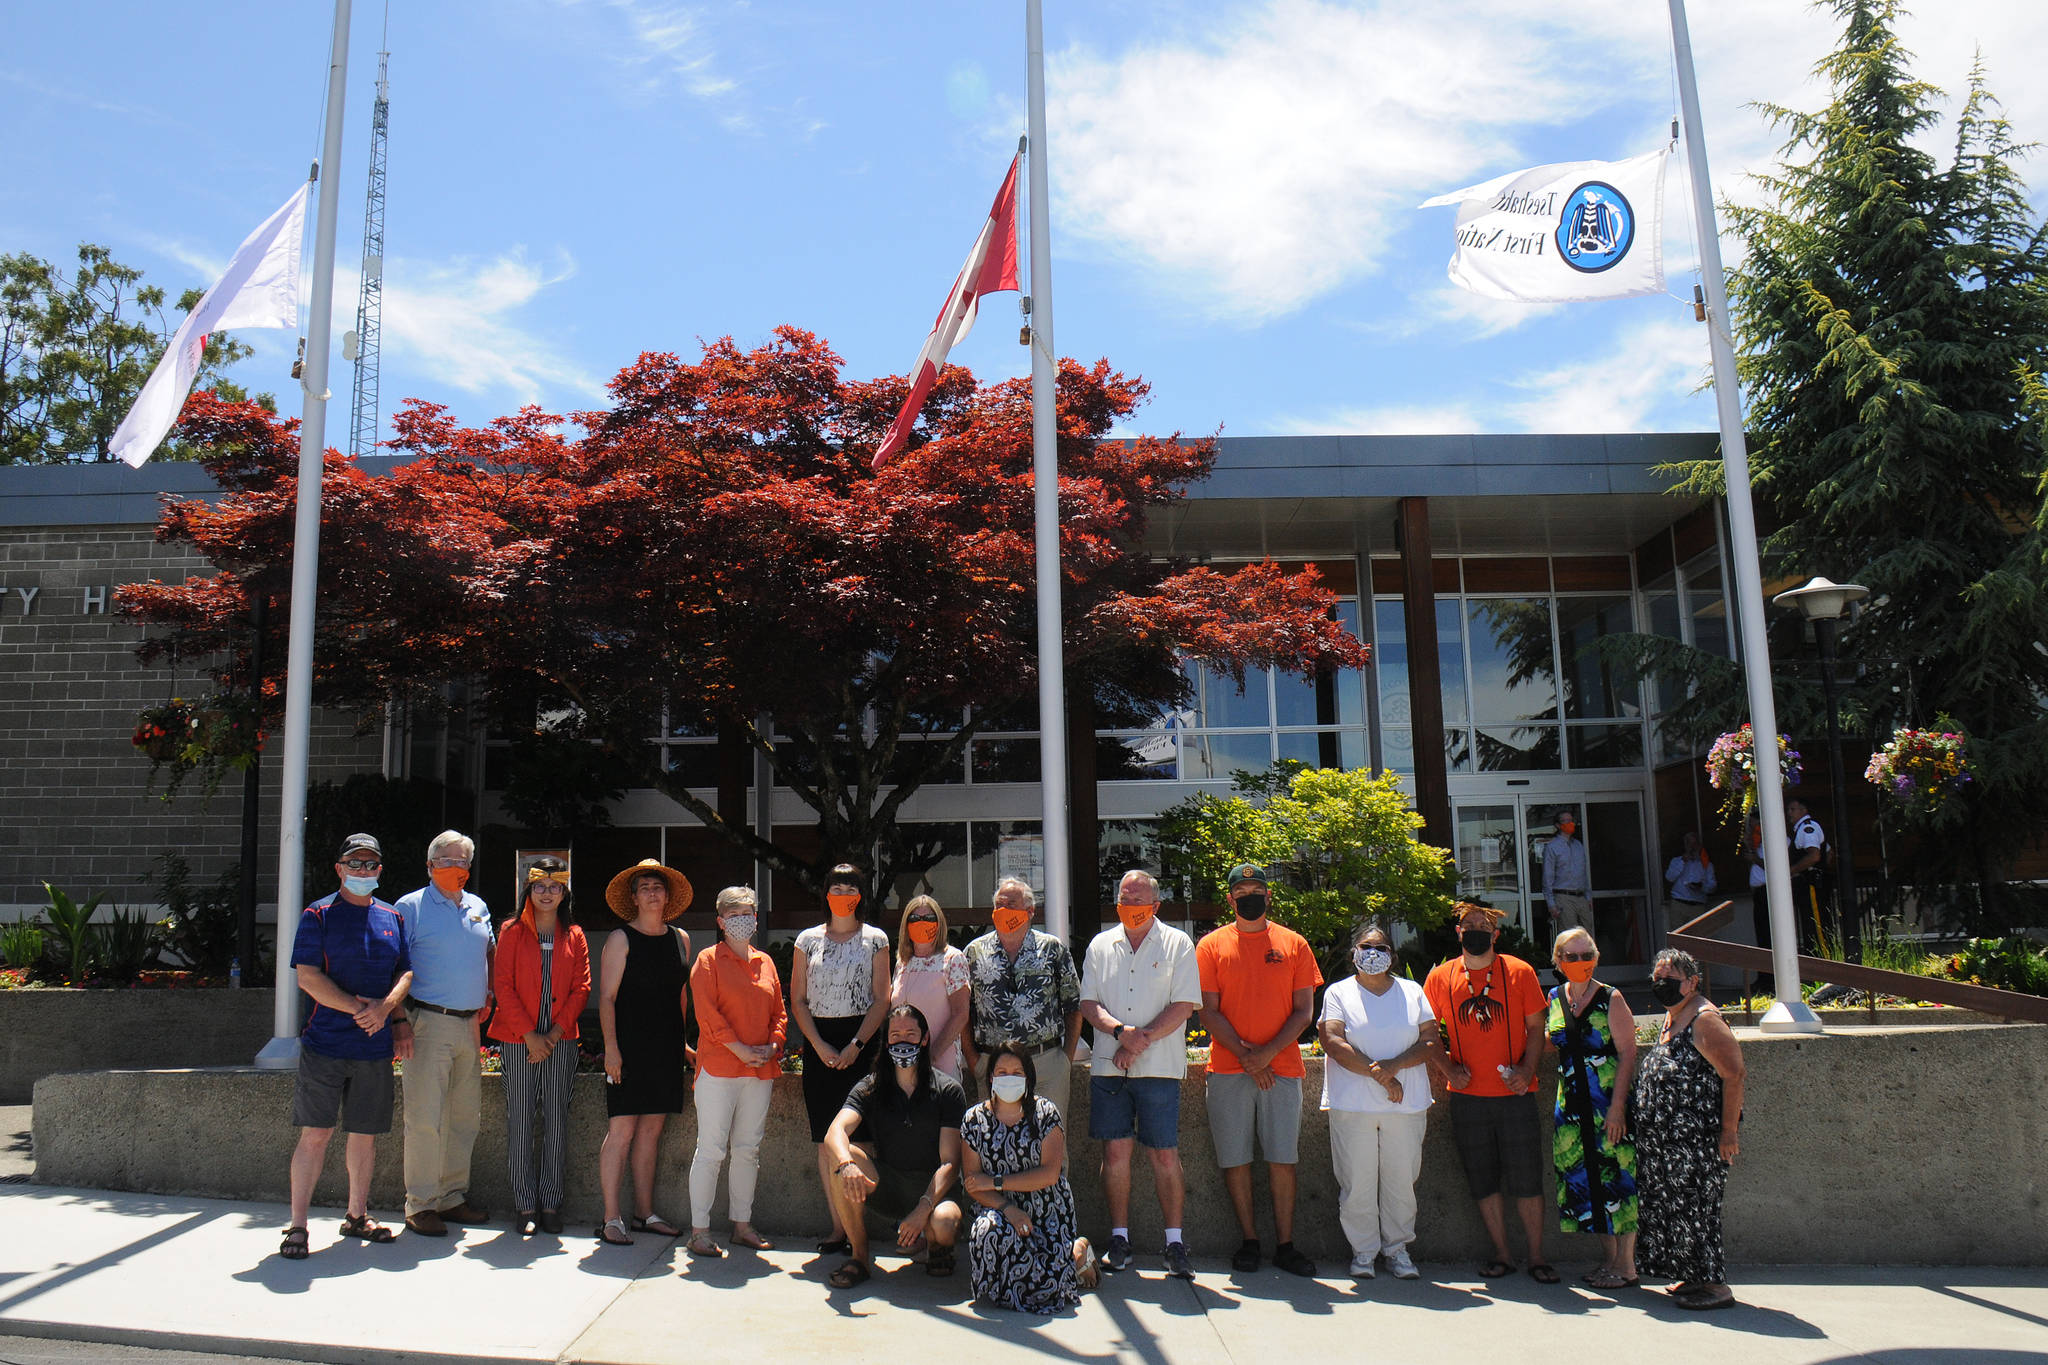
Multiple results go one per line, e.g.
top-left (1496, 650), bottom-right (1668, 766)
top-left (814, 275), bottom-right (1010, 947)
top-left (0, 1210), bottom-right (220, 1315)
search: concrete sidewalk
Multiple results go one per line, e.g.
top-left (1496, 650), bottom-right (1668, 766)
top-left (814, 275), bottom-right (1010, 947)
top-left (4, 1184), bottom-right (2045, 1365)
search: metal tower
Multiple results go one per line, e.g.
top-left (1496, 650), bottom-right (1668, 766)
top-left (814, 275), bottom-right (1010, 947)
top-left (348, 44), bottom-right (390, 459)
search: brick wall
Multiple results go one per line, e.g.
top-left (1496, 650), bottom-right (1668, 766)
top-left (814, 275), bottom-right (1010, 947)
top-left (0, 525), bottom-right (380, 913)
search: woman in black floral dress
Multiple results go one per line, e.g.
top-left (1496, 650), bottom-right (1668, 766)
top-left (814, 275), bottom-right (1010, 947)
top-left (958, 1041), bottom-right (1097, 1314)
top-left (1632, 948), bottom-right (1747, 1311)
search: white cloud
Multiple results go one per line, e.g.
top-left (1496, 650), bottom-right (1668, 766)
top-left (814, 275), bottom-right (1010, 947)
top-left (1274, 402), bottom-right (1482, 436)
top-left (1378, 285), bottom-right (1563, 342)
top-left (551, 0), bottom-right (742, 112)
top-left (1501, 313), bottom-right (1710, 434)
top-left (1047, 0), bottom-right (2048, 323)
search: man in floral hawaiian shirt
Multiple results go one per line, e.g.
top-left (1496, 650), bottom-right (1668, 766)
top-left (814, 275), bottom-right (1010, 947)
top-left (963, 877), bottom-right (1082, 1116)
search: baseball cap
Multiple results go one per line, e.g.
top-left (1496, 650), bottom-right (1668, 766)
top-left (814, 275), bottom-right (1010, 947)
top-left (1227, 863), bottom-right (1269, 887)
top-left (339, 832), bottom-right (383, 860)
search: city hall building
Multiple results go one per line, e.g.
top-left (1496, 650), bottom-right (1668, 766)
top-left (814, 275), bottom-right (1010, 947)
top-left (1, 435), bottom-right (1738, 972)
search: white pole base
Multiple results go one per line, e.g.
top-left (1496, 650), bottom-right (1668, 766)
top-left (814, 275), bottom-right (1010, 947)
top-left (254, 1035), bottom-right (303, 1069)
top-left (1758, 999), bottom-right (1825, 1034)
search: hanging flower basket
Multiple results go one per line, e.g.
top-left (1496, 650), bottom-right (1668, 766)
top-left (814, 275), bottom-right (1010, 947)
top-left (132, 699), bottom-right (195, 765)
top-left (132, 692), bottom-right (265, 799)
top-left (1865, 725), bottom-right (1970, 819)
top-left (1704, 723), bottom-right (1802, 825)
top-left (191, 693), bottom-right (265, 768)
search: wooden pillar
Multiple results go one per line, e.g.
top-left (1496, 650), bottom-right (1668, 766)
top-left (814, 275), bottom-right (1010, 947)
top-left (1397, 497), bottom-right (1451, 849)
top-left (1064, 682), bottom-right (1101, 944)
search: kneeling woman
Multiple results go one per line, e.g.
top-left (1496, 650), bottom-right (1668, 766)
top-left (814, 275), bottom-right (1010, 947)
top-left (959, 1041), bottom-right (1097, 1313)
top-left (488, 857), bottom-right (591, 1236)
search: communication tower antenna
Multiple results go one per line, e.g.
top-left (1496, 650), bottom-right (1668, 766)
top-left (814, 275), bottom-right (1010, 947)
top-left (347, 16), bottom-right (390, 459)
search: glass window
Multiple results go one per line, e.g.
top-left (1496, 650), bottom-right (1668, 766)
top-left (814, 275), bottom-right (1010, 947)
top-left (887, 821), bottom-right (971, 910)
top-left (1454, 804), bottom-right (1520, 903)
top-left (665, 742), bottom-right (720, 787)
top-left (1181, 732), bottom-right (1275, 781)
top-left (1190, 663), bottom-right (1271, 729)
top-left (1375, 599), bottom-right (1466, 726)
top-left (1380, 724), bottom-right (1413, 775)
top-left (1682, 550), bottom-right (1731, 659)
top-left (1098, 819), bottom-right (1164, 909)
top-left (968, 819), bottom-right (1043, 905)
top-left (1557, 595), bottom-right (1641, 720)
top-left (970, 739), bottom-right (1040, 783)
top-left (1467, 597), bottom-right (1558, 724)
top-left (1474, 724), bottom-right (1560, 771)
top-left (888, 737), bottom-right (966, 785)
top-left (1567, 723), bottom-right (1646, 770)
top-left (1097, 732), bottom-right (1177, 780)
top-left (1277, 730), bottom-right (1366, 770)
top-left (1275, 600), bottom-right (1365, 727)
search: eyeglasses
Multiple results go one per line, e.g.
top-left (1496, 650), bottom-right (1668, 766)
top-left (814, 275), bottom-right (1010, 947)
top-left (341, 859), bottom-right (382, 872)
top-left (429, 858), bottom-right (470, 869)
top-left (1557, 950), bottom-right (1597, 963)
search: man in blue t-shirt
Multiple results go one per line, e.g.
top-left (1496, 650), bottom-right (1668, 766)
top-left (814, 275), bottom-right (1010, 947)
top-left (280, 832), bottom-right (413, 1259)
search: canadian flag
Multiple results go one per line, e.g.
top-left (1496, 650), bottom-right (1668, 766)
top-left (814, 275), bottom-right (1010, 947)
top-left (872, 156), bottom-right (1021, 468)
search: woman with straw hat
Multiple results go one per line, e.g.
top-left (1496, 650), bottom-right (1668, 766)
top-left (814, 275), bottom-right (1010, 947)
top-left (594, 858), bottom-right (693, 1245)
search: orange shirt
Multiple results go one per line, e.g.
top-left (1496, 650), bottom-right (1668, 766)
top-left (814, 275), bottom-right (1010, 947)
top-left (1423, 953), bottom-right (1545, 1096)
top-left (690, 940), bottom-right (787, 1080)
top-left (1195, 920), bottom-right (1323, 1078)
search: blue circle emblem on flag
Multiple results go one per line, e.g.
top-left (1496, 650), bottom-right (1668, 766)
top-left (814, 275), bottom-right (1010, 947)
top-left (1555, 181), bottom-right (1635, 273)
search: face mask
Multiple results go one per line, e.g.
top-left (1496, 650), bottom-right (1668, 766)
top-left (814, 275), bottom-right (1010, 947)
top-left (1459, 928), bottom-right (1494, 956)
top-left (827, 892), bottom-right (860, 919)
top-left (991, 905), bottom-right (1032, 936)
top-left (990, 1074), bottom-right (1028, 1103)
top-left (886, 1041), bottom-right (923, 1068)
top-left (1354, 945), bottom-right (1393, 976)
top-left (906, 920), bottom-right (940, 945)
top-left (1650, 977), bottom-right (1687, 1008)
top-left (1235, 893), bottom-right (1268, 920)
top-left (1116, 901), bottom-right (1155, 934)
top-left (722, 914), bottom-right (757, 944)
top-left (430, 866), bottom-right (470, 898)
top-left (343, 874), bottom-right (380, 896)
top-left (1559, 959), bottom-right (1597, 985)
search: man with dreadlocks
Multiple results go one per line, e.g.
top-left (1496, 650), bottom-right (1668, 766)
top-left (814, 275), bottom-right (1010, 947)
top-left (1424, 902), bottom-right (1555, 1285)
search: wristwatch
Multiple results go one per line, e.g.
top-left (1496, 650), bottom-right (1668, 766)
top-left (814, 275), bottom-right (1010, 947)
top-left (993, 1173), bottom-right (1005, 1192)
top-left (1112, 1024), bottom-right (1127, 1042)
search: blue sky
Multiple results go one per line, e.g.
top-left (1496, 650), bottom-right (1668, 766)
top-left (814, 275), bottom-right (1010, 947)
top-left (5, 0), bottom-right (2042, 448)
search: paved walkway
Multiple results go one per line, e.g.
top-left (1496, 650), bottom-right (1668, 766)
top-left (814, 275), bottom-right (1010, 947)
top-left (3, 1184), bottom-right (2044, 1365)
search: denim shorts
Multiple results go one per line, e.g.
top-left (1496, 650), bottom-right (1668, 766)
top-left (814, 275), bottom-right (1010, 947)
top-left (1088, 1074), bottom-right (1182, 1149)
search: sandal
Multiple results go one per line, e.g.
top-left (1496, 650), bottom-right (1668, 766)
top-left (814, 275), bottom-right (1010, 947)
top-left (686, 1233), bottom-right (725, 1258)
top-left (731, 1228), bottom-right (774, 1251)
top-left (816, 1235), bottom-right (851, 1256)
top-left (338, 1214), bottom-right (396, 1244)
top-left (632, 1214), bottom-right (681, 1238)
top-left (1478, 1260), bottom-right (1514, 1279)
top-left (828, 1259), bottom-right (872, 1289)
top-left (1676, 1287), bottom-right (1736, 1312)
top-left (1074, 1238), bottom-right (1101, 1291)
top-left (1584, 1269), bottom-right (1639, 1290)
top-left (279, 1226), bottom-right (310, 1260)
top-left (596, 1218), bottom-right (634, 1246)
top-left (1528, 1262), bottom-right (1561, 1284)
top-left (514, 1211), bottom-right (536, 1237)
top-left (925, 1244), bottom-right (955, 1277)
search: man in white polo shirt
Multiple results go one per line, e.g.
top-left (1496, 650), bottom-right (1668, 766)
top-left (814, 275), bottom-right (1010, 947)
top-left (1079, 869), bottom-right (1202, 1280)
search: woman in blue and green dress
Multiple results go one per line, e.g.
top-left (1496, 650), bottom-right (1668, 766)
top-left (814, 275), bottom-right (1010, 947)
top-left (1546, 926), bottom-right (1639, 1290)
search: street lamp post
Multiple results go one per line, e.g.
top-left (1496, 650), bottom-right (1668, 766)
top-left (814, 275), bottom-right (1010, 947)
top-left (1774, 576), bottom-right (1869, 960)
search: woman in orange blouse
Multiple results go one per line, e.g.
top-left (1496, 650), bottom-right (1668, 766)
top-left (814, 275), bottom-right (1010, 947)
top-left (685, 885), bottom-right (787, 1256)
top-left (488, 857), bottom-right (592, 1236)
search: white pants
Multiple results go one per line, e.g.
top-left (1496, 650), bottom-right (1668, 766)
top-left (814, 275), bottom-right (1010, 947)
top-left (689, 1074), bottom-right (774, 1229)
top-left (1329, 1108), bottom-right (1428, 1260)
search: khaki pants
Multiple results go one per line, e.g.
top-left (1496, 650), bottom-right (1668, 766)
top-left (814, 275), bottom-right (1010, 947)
top-left (1330, 1108), bottom-right (1428, 1260)
top-left (404, 1007), bottom-right (482, 1217)
top-left (1033, 1046), bottom-right (1072, 1124)
top-left (1548, 892), bottom-right (1594, 939)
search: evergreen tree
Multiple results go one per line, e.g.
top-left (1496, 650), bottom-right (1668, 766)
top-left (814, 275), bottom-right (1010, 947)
top-left (1710, 0), bottom-right (2048, 920)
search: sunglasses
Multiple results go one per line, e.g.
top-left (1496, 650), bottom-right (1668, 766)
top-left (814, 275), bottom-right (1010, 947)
top-left (1557, 950), bottom-right (1597, 963)
top-left (525, 867), bottom-right (571, 886)
top-left (341, 858), bottom-right (382, 872)
top-left (907, 914), bottom-right (939, 923)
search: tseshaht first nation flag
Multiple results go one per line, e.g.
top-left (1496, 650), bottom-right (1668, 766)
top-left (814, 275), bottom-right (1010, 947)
top-left (1419, 149), bottom-right (1669, 303)
top-left (110, 181), bottom-right (310, 468)
top-left (872, 156), bottom-right (1021, 469)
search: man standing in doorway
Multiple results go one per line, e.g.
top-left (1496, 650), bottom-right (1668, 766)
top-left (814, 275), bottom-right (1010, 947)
top-left (1196, 864), bottom-right (1322, 1277)
top-left (1080, 869), bottom-right (1202, 1279)
top-left (963, 877), bottom-right (1082, 1114)
top-left (396, 829), bottom-right (495, 1236)
top-left (1425, 901), bottom-right (1554, 1284)
top-left (1542, 810), bottom-right (1593, 941)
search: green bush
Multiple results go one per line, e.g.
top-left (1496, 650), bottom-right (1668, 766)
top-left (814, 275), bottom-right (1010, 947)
top-left (98, 907), bottom-right (162, 983)
top-left (1, 922), bottom-right (44, 971)
top-left (150, 852), bottom-right (246, 977)
top-left (40, 882), bottom-right (103, 984)
top-left (1949, 936), bottom-right (2048, 997)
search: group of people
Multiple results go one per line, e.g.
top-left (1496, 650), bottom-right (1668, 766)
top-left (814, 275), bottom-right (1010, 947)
top-left (281, 835), bottom-right (1748, 1315)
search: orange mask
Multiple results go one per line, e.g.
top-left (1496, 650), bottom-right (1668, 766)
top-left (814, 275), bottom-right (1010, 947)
top-left (1116, 901), bottom-right (1155, 933)
top-left (1558, 959), bottom-right (1597, 985)
top-left (827, 892), bottom-right (860, 919)
top-left (905, 920), bottom-right (940, 946)
top-left (991, 905), bottom-right (1031, 936)
top-left (430, 866), bottom-right (470, 898)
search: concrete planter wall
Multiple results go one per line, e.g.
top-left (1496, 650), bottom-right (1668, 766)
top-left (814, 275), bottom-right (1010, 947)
top-left (0, 988), bottom-right (274, 1102)
top-left (31, 1022), bottom-right (2048, 1265)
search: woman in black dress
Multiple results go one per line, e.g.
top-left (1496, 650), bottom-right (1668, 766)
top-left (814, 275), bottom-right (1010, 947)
top-left (958, 1040), bottom-right (1095, 1313)
top-left (595, 859), bottom-right (694, 1245)
top-left (1633, 948), bottom-right (1747, 1311)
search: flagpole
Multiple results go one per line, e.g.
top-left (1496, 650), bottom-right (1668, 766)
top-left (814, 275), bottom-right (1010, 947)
top-left (258, 0), bottom-right (354, 1066)
top-left (1025, 0), bottom-right (1072, 945)
top-left (1668, 0), bottom-right (1820, 1034)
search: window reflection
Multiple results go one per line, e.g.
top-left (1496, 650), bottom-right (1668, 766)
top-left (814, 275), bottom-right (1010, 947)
top-left (1557, 595), bottom-right (1640, 720)
top-left (1467, 597), bottom-right (1558, 724)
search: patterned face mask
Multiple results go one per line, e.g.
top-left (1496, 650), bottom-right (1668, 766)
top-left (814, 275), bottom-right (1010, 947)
top-left (722, 914), bottom-right (757, 944)
top-left (1353, 945), bottom-right (1393, 975)
top-left (886, 1042), bottom-right (924, 1068)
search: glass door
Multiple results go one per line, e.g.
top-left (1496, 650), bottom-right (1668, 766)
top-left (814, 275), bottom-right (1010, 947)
top-left (1451, 795), bottom-right (1653, 966)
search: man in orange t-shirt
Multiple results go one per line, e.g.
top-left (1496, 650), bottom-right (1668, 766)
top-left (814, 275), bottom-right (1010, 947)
top-left (1423, 901), bottom-right (1554, 1284)
top-left (1196, 863), bottom-right (1324, 1278)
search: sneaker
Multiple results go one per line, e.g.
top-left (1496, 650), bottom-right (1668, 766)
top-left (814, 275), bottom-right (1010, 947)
top-left (1164, 1241), bottom-right (1195, 1280)
top-left (1384, 1246), bottom-right (1420, 1280)
top-left (1349, 1253), bottom-right (1378, 1279)
top-left (1102, 1234), bottom-right (1132, 1273)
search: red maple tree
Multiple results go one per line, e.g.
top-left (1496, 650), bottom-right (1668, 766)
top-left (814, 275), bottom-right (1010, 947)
top-left (121, 329), bottom-right (1369, 898)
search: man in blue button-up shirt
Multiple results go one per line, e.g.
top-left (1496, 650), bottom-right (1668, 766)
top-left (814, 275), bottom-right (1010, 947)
top-left (1541, 811), bottom-right (1593, 942)
top-left (394, 829), bottom-right (495, 1236)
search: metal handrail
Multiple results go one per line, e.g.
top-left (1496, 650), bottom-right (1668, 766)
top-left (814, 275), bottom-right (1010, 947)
top-left (1668, 900), bottom-right (2048, 1026)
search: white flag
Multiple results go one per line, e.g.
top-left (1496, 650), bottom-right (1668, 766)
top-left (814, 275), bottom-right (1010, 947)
top-left (110, 182), bottom-right (310, 468)
top-left (1419, 150), bottom-right (1669, 304)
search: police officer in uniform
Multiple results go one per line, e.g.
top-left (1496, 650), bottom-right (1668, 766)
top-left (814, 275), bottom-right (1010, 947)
top-left (1786, 799), bottom-right (1827, 953)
